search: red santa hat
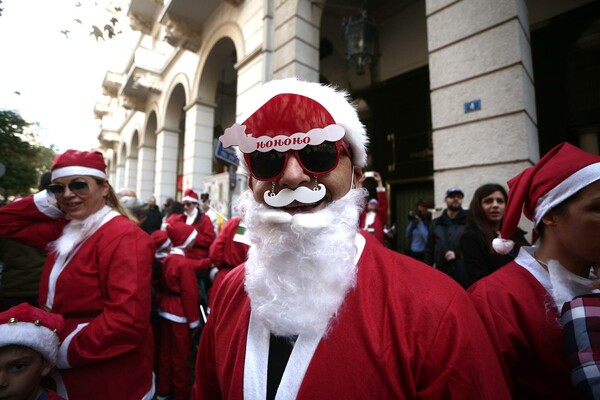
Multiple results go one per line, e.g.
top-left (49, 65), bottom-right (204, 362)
top-left (51, 149), bottom-right (107, 181)
top-left (150, 230), bottom-right (171, 252)
top-left (0, 303), bottom-right (65, 366)
top-left (493, 142), bottom-right (600, 254)
top-left (182, 189), bottom-right (199, 203)
top-left (166, 221), bottom-right (198, 249)
top-left (222, 78), bottom-right (368, 168)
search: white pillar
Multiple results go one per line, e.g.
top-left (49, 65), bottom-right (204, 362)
top-left (124, 156), bottom-right (138, 191)
top-left (426, 0), bottom-right (539, 206)
top-left (271, 0), bottom-right (319, 81)
top-left (155, 129), bottom-right (180, 206)
top-left (115, 162), bottom-right (126, 191)
top-left (137, 145), bottom-right (156, 202)
top-left (183, 101), bottom-right (214, 192)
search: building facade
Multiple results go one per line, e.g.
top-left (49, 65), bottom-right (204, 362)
top-left (95, 0), bottom-right (600, 251)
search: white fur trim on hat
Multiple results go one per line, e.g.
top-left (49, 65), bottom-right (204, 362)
top-left (182, 196), bottom-right (199, 203)
top-left (238, 78), bottom-right (368, 167)
top-left (534, 162), bottom-right (600, 226)
top-left (175, 229), bottom-right (197, 249)
top-left (158, 238), bottom-right (172, 252)
top-left (0, 321), bottom-right (59, 365)
top-left (52, 166), bottom-right (107, 181)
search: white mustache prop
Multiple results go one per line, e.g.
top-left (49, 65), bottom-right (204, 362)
top-left (263, 184), bottom-right (326, 207)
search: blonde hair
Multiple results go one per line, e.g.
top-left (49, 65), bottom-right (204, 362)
top-left (95, 179), bottom-right (137, 222)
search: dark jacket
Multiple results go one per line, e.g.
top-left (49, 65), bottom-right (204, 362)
top-left (424, 209), bottom-right (467, 285)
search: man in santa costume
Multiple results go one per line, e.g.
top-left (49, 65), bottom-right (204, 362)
top-left (179, 188), bottom-right (215, 261)
top-left (0, 149), bottom-right (155, 399)
top-left (191, 78), bottom-right (509, 399)
top-left (469, 142), bottom-right (600, 399)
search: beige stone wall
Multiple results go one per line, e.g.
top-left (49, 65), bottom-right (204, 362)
top-left (426, 0), bottom-right (539, 207)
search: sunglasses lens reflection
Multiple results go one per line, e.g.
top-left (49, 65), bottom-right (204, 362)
top-left (248, 150), bottom-right (287, 180)
top-left (298, 141), bottom-right (338, 173)
top-left (47, 182), bottom-right (89, 196)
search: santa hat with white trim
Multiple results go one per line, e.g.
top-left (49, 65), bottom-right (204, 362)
top-left (182, 189), bottom-right (199, 204)
top-left (151, 230), bottom-right (171, 253)
top-left (493, 142), bottom-right (600, 254)
top-left (225, 78), bottom-right (369, 170)
top-left (0, 302), bottom-right (65, 366)
top-left (166, 221), bottom-right (198, 249)
top-left (51, 149), bottom-right (107, 181)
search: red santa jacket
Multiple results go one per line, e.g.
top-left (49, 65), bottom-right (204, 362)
top-left (468, 260), bottom-right (576, 399)
top-left (193, 232), bottom-right (510, 399)
top-left (0, 193), bottom-right (155, 400)
top-left (158, 250), bottom-right (209, 329)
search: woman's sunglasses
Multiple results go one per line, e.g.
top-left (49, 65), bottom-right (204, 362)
top-left (245, 140), bottom-right (350, 181)
top-left (47, 181), bottom-right (90, 197)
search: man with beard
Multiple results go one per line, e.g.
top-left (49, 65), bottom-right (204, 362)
top-left (192, 78), bottom-right (509, 399)
top-left (424, 187), bottom-right (468, 286)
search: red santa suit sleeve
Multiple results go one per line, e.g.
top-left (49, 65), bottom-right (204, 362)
top-left (0, 193), bottom-right (66, 248)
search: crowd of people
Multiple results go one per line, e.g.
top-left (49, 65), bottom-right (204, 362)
top-left (0, 78), bottom-right (599, 400)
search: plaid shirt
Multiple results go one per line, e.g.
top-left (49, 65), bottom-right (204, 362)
top-left (562, 294), bottom-right (600, 399)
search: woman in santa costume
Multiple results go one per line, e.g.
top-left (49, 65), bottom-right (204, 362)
top-left (468, 142), bottom-right (600, 399)
top-left (0, 150), bottom-right (155, 399)
top-left (178, 189), bottom-right (215, 261)
top-left (192, 78), bottom-right (510, 399)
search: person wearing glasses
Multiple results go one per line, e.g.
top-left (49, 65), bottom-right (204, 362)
top-left (0, 149), bottom-right (155, 399)
top-left (177, 188), bottom-right (215, 261)
top-left (192, 78), bottom-right (509, 399)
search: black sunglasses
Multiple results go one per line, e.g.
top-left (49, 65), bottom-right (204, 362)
top-left (47, 181), bottom-right (90, 196)
top-left (245, 140), bottom-right (350, 181)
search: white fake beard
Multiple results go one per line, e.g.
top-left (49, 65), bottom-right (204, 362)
top-left (49, 205), bottom-right (112, 258)
top-left (240, 188), bottom-right (367, 338)
top-left (547, 260), bottom-right (599, 312)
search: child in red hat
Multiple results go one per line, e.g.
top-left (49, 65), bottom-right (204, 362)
top-left (0, 303), bottom-right (65, 400)
top-left (469, 142), bottom-right (600, 399)
top-left (155, 222), bottom-right (211, 400)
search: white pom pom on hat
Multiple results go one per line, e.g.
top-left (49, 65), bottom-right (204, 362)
top-left (494, 142), bottom-right (600, 253)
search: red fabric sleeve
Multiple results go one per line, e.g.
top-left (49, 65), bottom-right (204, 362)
top-left (0, 194), bottom-right (65, 249)
top-left (194, 215), bottom-right (216, 249)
